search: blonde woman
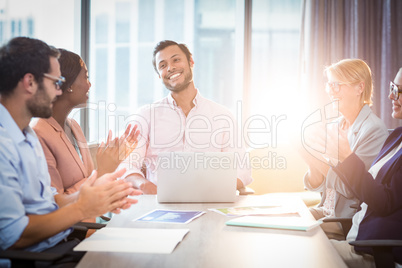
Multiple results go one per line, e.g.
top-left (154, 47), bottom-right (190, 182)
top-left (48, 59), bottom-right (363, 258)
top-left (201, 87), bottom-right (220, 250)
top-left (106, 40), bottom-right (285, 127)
top-left (301, 59), bottom-right (388, 240)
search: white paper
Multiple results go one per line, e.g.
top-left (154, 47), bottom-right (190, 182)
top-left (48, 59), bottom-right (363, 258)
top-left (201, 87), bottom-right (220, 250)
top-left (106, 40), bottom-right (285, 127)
top-left (209, 205), bottom-right (299, 217)
top-left (226, 216), bottom-right (323, 231)
top-left (74, 227), bottom-right (189, 254)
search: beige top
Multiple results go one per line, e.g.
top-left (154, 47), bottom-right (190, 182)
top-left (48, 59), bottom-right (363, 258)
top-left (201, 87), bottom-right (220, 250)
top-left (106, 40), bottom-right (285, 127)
top-left (32, 117), bottom-right (94, 194)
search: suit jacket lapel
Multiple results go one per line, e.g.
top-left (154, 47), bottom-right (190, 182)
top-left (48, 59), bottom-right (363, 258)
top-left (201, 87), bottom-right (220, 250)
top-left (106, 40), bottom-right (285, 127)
top-left (372, 129), bottom-right (402, 166)
top-left (374, 130), bottom-right (402, 183)
top-left (46, 117), bottom-right (89, 178)
top-left (67, 118), bottom-right (94, 177)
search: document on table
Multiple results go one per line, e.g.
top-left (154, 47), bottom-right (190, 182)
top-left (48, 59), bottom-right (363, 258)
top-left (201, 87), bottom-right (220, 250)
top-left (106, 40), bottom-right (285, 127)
top-left (74, 228), bottom-right (189, 254)
top-left (226, 216), bottom-right (323, 231)
top-left (209, 205), bottom-right (299, 217)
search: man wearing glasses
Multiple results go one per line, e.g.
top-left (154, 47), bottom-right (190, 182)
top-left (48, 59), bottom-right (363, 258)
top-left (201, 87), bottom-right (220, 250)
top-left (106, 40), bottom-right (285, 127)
top-left (0, 37), bottom-right (140, 267)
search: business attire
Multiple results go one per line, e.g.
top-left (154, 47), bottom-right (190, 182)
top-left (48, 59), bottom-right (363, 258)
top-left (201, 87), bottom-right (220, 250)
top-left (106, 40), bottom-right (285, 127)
top-left (31, 117), bottom-right (94, 194)
top-left (331, 127), bottom-right (402, 267)
top-left (304, 105), bottom-right (388, 220)
top-left (0, 104), bottom-right (70, 252)
top-left (120, 90), bottom-right (253, 186)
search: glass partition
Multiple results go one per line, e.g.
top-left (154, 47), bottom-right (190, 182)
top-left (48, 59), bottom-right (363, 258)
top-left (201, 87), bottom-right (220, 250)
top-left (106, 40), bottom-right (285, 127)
top-left (249, 0), bottom-right (302, 146)
top-left (0, 0), bottom-right (80, 54)
top-left (0, 0), bottom-right (303, 148)
top-left (88, 0), bottom-right (244, 143)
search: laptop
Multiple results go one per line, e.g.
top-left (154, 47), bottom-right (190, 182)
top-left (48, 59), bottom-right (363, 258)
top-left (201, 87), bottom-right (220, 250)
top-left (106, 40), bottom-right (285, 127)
top-left (157, 152), bottom-right (237, 203)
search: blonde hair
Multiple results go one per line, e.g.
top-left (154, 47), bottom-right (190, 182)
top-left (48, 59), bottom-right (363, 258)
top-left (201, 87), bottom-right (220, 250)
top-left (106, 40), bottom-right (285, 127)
top-left (324, 59), bottom-right (373, 106)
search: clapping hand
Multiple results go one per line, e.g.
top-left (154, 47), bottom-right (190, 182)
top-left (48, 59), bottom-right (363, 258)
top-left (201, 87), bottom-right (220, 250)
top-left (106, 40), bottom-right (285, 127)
top-left (322, 125), bottom-right (352, 164)
top-left (96, 124), bottom-right (140, 177)
top-left (118, 124), bottom-right (140, 161)
top-left (78, 168), bottom-right (142, 219)
top-left (303, 121), bottom-right (352, 166)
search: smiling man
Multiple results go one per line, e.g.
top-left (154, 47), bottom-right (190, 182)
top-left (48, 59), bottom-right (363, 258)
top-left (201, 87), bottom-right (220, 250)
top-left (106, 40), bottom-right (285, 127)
top-left (122, 40), bottom-right (252, 194)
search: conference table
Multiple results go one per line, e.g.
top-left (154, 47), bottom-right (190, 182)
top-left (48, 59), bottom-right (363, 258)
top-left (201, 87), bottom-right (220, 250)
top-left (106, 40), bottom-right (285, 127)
top-left (77, 194), bottom-right (346, 268)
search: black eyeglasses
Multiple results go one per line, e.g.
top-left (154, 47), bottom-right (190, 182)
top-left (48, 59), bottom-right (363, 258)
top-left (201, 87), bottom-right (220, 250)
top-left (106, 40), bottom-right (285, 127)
top-left (43, 73), bottom-right (65, 90)
top-left (390, 81), bottom-right (402, 101)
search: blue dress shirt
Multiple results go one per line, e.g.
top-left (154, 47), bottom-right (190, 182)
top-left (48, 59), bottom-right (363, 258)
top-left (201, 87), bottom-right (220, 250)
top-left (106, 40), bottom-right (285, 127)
top-left (0, 104), bottom-right (70, 252)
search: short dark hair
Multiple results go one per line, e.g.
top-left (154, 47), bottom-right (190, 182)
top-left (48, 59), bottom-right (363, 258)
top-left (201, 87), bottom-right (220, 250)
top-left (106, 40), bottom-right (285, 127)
top-left (58, 48), bottom-right (83, 92)
top-left (0, 37), bottom-right (60, 96)
top-left (152, 40), bottom-right (192, 74)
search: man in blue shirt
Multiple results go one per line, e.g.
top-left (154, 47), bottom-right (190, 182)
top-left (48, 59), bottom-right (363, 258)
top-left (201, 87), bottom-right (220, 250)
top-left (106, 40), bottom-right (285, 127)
top-left (0, 37), bottom-right (140, 266)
